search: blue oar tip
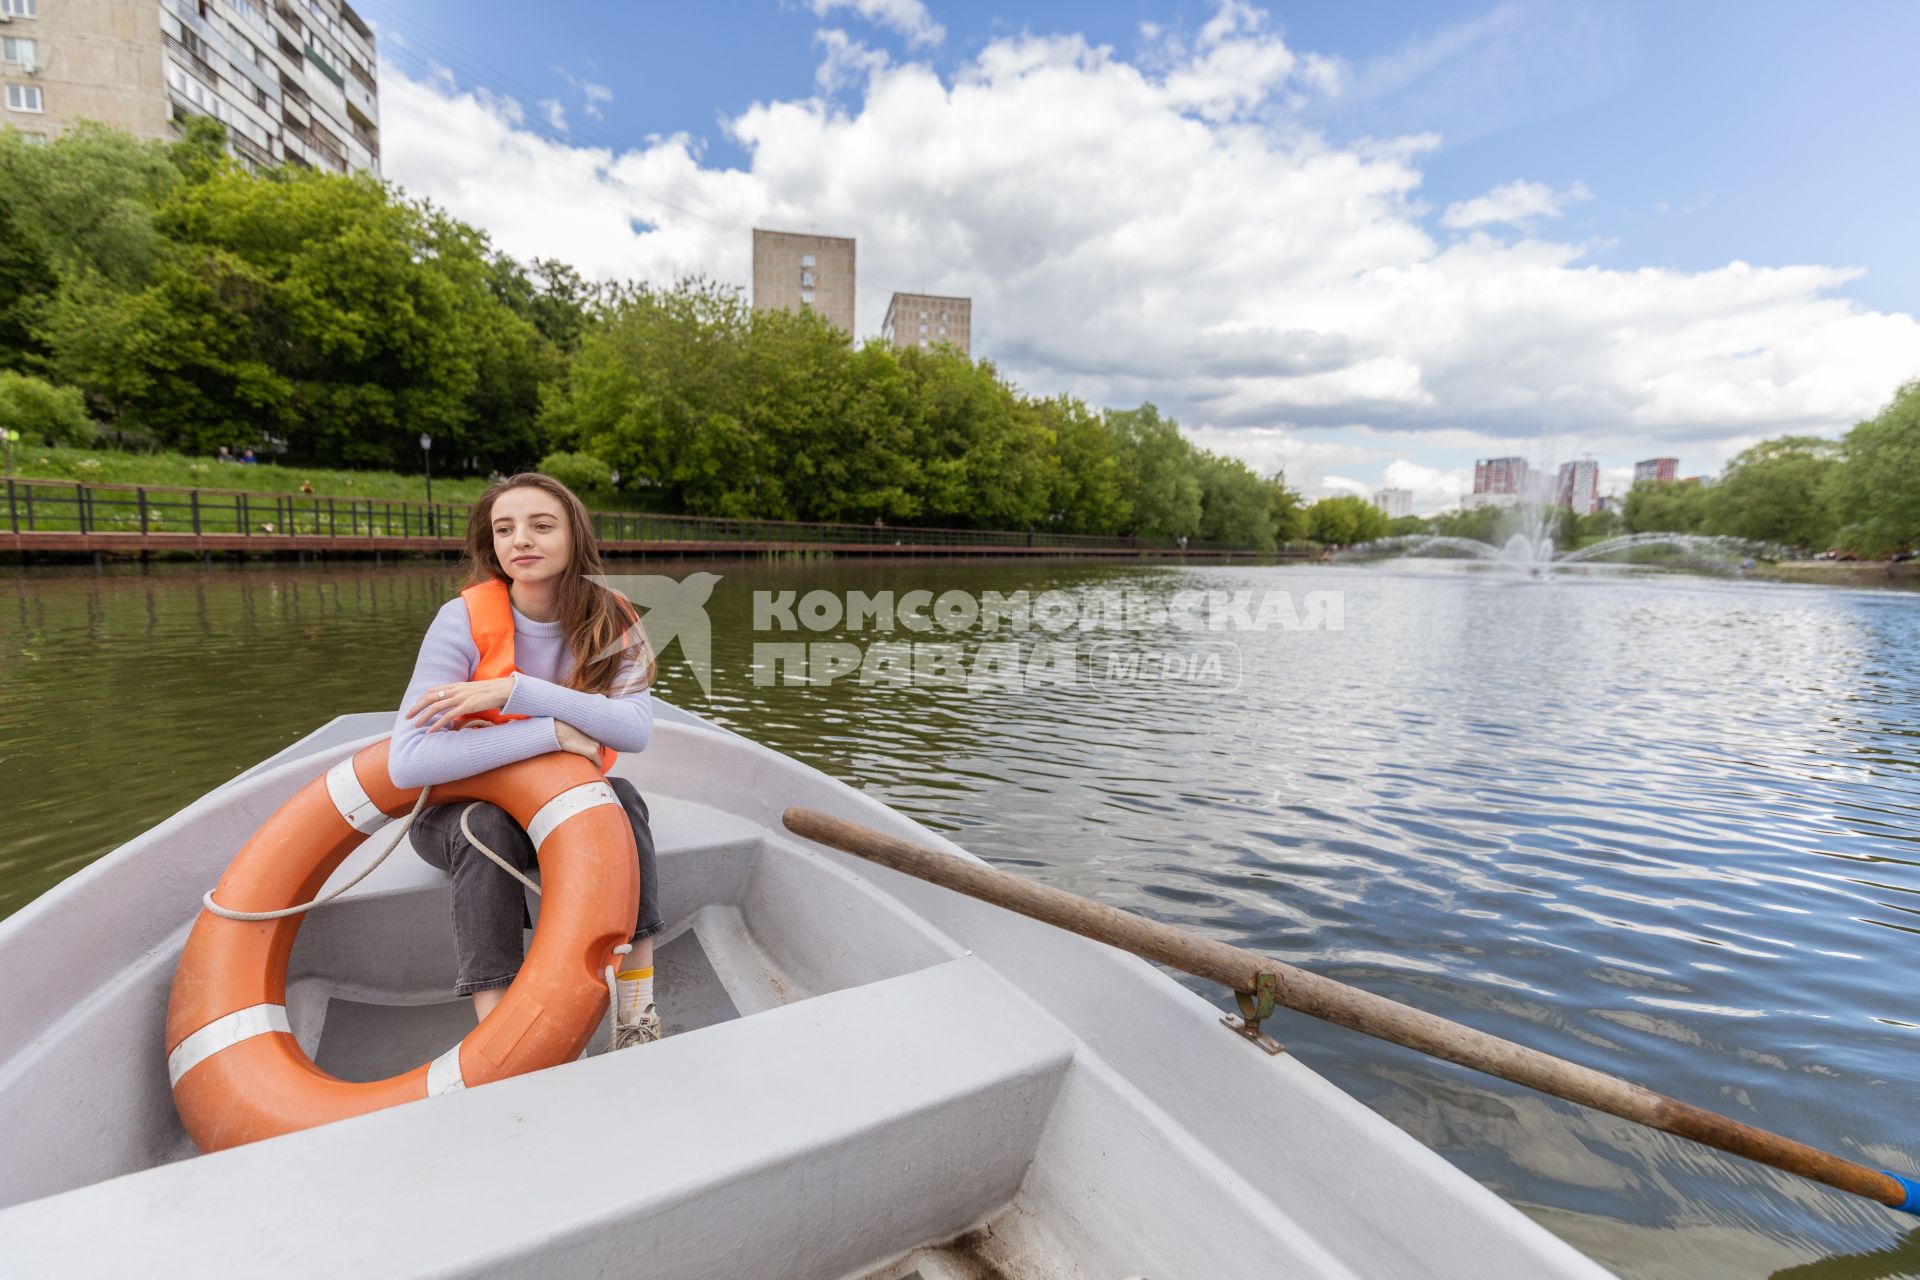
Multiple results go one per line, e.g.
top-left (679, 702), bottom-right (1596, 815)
top-left (1880, 1170), bottom-right (1920, 1215)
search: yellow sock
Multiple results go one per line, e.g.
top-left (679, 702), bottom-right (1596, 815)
top-left (616, 966), bottom-right (654, 1020)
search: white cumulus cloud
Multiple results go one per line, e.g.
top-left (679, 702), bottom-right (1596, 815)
top-left (1380, 459), bottom-right (1468, 512)
top-left (377, 2), bottom-right (1920, 481)
top-left (1442, 179), bottom-right (1592, 229)
top-left (557, 67), bottom-right (613, 120)
top-left (814, 29), bottom-right (891, 94)
top-left (807, 0), bottom-right (944, 48)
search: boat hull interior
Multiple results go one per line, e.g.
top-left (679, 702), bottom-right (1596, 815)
top-left (0, 709), bottom-right (1610, 1278)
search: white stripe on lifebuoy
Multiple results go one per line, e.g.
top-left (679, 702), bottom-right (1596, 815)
top-left (167, 1004), bottom-right (291, 1088)
top-left (325, 758), bottom-right (391, 834)
top-left (426, 1044), bottom-right (467, 1096)
top-left (526, 781), bottom-right (620, 851)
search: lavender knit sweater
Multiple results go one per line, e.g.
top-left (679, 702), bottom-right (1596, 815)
top-left (387, 596), bottom-right (654, 789)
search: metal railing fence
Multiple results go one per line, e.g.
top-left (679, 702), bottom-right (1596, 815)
top-left (3, 477), bottom-right (1276, 554)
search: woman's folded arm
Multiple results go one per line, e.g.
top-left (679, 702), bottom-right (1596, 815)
top-left (500, 667), bottom-right (654, 753)
top-left (387, 599), bottom-right (565, 789)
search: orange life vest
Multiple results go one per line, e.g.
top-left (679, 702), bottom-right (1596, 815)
top-left (457, 579), bottom-right (625, 772)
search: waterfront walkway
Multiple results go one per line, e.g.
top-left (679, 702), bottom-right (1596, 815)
top-left (2, 477), bottom-right (1299, 562)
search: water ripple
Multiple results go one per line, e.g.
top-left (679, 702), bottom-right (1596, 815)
top-left (5, 558), bottom-right (1919, 1278)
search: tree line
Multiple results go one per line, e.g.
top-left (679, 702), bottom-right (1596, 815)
top-left (0, 121), bottom-right (1304, 549)
top-left (6, 121), bottom-right (1911, 554)
top-left (1613, 408), bottom-right (1918, 555)
top-left (1403, 395), bottom-right (1919, 558)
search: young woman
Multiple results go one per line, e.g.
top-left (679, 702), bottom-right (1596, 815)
top-left (387, 472), bottom-right (664, 1050)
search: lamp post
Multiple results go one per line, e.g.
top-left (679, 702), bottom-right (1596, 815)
top-left (420, 432), bottom-right (433, 536)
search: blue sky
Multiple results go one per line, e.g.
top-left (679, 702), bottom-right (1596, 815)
top-left (356, 1), bottom-right (1920, 507)
top-left (359, 0), bottom-right (1920, 311)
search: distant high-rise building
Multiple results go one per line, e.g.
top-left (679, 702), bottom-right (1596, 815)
top-left (882, 292), bottom-right (971, 355)
top-left (1556, 459), bottom-right (1601, 515)
top-left (1, 0), bottom-right (380, 173)
top-left (1372, 488), bottom-right (1412, 519)
top-left (1633, 457), bottom-right (1679, 484)
top-left (1474, 457), bottom-right (1528, 496)
top-left (752, 228), bottom-right (855, 335)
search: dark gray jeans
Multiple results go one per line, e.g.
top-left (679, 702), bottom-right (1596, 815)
top-left (412, 776), bottom-right (664, 996)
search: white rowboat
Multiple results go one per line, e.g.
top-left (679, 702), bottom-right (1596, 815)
top-left (0, 706), bottom-right (1611, 1278)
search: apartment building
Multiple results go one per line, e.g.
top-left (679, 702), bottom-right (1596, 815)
top-left (1371, 488), bottom-right (1412, 520)
top-left (751, 228), bottom-right (855, 336)
top-left (1466, 456), bottom-right (1528, 509)
top-left (1473, 456), bottom-right (1528, 497)
top-left (1633, 457), bottom-right (1678, 484)
top-left (0, 0), bottom-right (378, 175)
top-left (1556, 458), bottom-right (1601, 516)
top-left (881, 292), bottom-right (971, 355)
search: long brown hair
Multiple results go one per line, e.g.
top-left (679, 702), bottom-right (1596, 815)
top-left (461, 472), bottom-right (655, 695)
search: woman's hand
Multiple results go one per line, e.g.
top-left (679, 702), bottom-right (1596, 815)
top-left (406, 677), bottom-right (514, 732)
top-left (554, 720), bottom-right (602, 764)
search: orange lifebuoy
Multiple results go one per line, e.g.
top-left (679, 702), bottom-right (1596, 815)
top-left (165, 737), bottom-right (638, 1153)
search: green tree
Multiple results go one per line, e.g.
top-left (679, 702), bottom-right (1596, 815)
top-left (166, 115), bottom-right (233, 186)
top-left (736, 303), bottom-right (854, 520)
top-left (0, 122), bottom-right (189, 376)
top-left (1624, 479), bottom-right (1712, 534)
top-left (1196, 452), bottom-right (1279, 549)
top-left (0, 371), bottom-right (93, 446)
top-left (547, 279), bottom-right (933, 521)
top-left (1034, 394), bottom-right (1129, 534)
top-left (898, 346), bottom-right (1052, 528)
top-left (48, 165), bottom-right (547, 470)
top-left (1106, 403), bottom-right (1202, 540)
top-left (488, 255), bottom-right (601, 354)
top-left (1823, 381), bottom-right (1920, 554)
top-left (1306, 494), bottom-right (1389, 546)
top-left (817, 340), bottom-right (920, 520)
top-left (0, 121), bottom-right (181, 290)
top-left (537, 449), bottom-right (613, 493)
top-left (1581, 506), bottom-right (1625, 540)
top-left (543, 278), bottom-right (750, 515)
top-left (0, 176), bottom-right (56, 374)
top-left (1429, 503), bottom-right (1504, 545)
top-left (1543, 504), bottom-right (1624, 548)
top-left (1544, 504), bottom-right (1581, 548)
top-left (45, 246), bottom-right (289, 453)
top-left (1268, 471), bottom-right (1308, 545)
top-left (1707, 435), bottom-right (1836, 547)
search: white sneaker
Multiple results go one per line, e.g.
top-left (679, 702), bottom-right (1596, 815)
top-left (611, 1003), bottom-right (662, 1051)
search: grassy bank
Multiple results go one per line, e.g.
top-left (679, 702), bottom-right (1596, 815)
top-left (1758, 559), bottom-right (1918, 588)
top-left (5, 446), bottom-right (499, 504)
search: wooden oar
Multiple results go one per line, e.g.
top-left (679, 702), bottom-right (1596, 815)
top-left (782, 806), bottom-right (1920, 1218)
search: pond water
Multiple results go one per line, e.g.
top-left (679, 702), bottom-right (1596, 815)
top-left (4, 556), bottom-right (1918, 1278)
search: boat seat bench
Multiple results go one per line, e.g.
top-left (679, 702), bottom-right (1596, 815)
top-left (0, 957), bottom-right (1076, 1278)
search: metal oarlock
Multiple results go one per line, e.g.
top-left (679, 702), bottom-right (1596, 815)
top-left (1221, 971), bottom-right (1285, 1055)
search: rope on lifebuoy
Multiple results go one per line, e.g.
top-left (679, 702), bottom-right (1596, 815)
top-left (202, 785), bottom-right (436, 922)
top-left (202, 792), bottom-right (543, 923)
top-left (459, 802), bottom-right (541, 896)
